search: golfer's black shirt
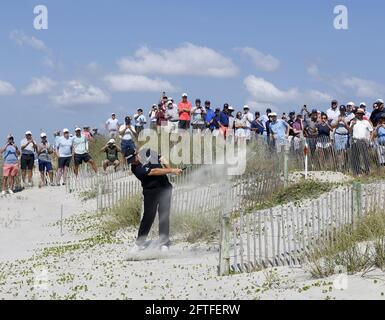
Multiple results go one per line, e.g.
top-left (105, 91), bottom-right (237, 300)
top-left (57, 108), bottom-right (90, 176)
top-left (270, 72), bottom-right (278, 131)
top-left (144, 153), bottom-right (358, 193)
top-left (131, 161), bottom-right (172, 191)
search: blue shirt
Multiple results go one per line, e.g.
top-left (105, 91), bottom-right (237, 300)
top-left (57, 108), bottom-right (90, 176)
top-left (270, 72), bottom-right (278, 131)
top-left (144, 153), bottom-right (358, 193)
top-left (251, 120), bottom-right (265, 135)
top-left (2, 145), bottom-right (18, 164)
top-left (269, 120), bottom-right (289, 141)
top-left (378, 126), bottom-right (385, 145)
top-left (204, 109), bottom-right (216, 129)
top-left (219, 111), bottom-right (229, 127)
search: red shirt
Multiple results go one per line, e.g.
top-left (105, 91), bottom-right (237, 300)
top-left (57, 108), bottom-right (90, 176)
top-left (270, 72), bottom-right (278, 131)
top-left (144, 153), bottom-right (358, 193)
top-left (178, 101), bottom-right (192, 121)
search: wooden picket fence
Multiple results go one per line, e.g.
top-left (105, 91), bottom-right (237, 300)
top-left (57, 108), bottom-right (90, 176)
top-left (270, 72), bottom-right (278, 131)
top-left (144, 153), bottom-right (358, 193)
top-left (219, 181), bottom-right (385, 275)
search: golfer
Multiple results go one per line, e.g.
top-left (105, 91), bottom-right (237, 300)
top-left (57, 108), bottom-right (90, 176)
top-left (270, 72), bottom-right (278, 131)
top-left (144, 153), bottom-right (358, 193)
top-left (126, 149), bottom-right (182, 253)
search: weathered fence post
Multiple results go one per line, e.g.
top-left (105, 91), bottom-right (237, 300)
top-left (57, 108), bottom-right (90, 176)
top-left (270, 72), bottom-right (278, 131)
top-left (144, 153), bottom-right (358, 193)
top-left (352, 181), bottom-right (362, 226)
top-left (284, 143), bottom-right (290, 188)
top-left (219, 184), bottom-right (231, 276)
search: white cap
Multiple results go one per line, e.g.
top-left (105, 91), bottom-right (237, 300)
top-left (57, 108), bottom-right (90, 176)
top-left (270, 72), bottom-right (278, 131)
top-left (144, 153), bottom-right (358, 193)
top-left (360, 102), bottom-right (367, 107)
top-left (167, 100), bottom-right (173, 106)
top-left (111, 112), bottom-right (116, 115)
top-left (40, 132), bottom-right (47, 138)
top-left (75, 127), bottom-right (81, 131)
top-left (228, 106), bottom-right (235, 111)
top-left (243, 105), bottom-right (250, 110)
top-left (347, 101), bottom-right (355, 107)
top-left (63, 128), bottom-right (69, 133)
top-left (25, 131), bottom-right (32, 135)
top-left (376, 99), bottom-right (384, 104)
top-left (182, 93), bottom-right (188, 97)
top-left (108, 139), bottom-right (115, 144)
top-left (269, 112), bottom-right (278, 117)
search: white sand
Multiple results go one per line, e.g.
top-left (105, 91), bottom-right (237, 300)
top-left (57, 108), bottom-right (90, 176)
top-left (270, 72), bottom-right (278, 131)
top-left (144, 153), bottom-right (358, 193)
top-left (0, 173), bottom-right (384, 300)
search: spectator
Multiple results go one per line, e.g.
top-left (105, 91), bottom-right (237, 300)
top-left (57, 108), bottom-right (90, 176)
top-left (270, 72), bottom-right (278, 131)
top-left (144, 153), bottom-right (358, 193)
top-left (149, 105), bottom-right (158, 131)
top-left (156, 103), bottom-right (167, 133)
top-left (242, 106), bottom-right (255, 142)
top-left (269, 112), bottom-right (290, 146)
top-left (20, 131), bottom-right (38, 188)
top-left (82, 126), bottom-right (94, 142)
top-left (165, 100), bottom-right (179, 134)
top-left (374, 114), bottom-right (385, 166)
top-left (260, 108), bottom-right (272, 133)
top-left (178, 93), bottom-right (192, 130)
top-left (228, 106), bottom-right (235, 133)
top-left (219, 104), bottom-right (230, 137)
top-left (316, 113), bottom-right (333, 149)
top-left (345, 102), bottom-right (356, 122)
top-left (1, 135), bottom-right (20, 195)
top-left (359, 102), bottom-right (371, 121)
top-left (101, 139), bottom-right (121, 172)
top-left (332, 105), bottom-right (350, 151)
top-left (251, 112), bottom-right (265, 137)
top-left (191, 99), bottom-right (206, 131)
top-left (73, 128), bottom-right (98, 177)
top-left (55, 129), bottom-right (73, 186)
top-left (303, 108), bottom-right (319, 153)
top-left (212, 108), bottom-right (221, 136)
top-left (370, 99), bottom-right (385, 127)
top-left (105, 113), bottom-right (120, 138)
top-left (37, 133), bottom-right (54, 187)
top-left (133, 108), bottom-right (147, 135)
top-left (204, 101), bottom-right (216, 132)
top-left (326, 100), bottom-right (340, 123)
top-left (234, 111), bottom-right (247, 140)
top-left (350, 108), bottom-right (373, 175)
top-left (288, 112), bottom-right (302, 150)
top-left (119, 116), bottom-right (137, 158)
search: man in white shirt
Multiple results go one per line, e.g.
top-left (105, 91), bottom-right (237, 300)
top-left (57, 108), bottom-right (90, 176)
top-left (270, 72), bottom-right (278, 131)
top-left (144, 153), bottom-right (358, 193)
top-left (242, 105), bottom-right (255, 142)
top-left (149, 105), bottom-right (158, 131)
top-left (105, 113), bottom-right (120, 138)
top-left (55, 128), bottom-right (73, 186)
top-left (350, 108), bottom-right (373, 175)
top-left (326, 100), bottom-right (340, 123)
top-left (73, 128), bottom-right (98, 177)
top-left (133, 109), bottom-right (147, 134)
top-left (20, 131), bottom-right (38, 187)
top-left (166, 100), bottom-right (179, 134)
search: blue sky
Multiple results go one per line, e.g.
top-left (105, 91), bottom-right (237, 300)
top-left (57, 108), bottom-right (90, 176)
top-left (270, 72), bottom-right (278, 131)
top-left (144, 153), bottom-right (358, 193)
top-left (1, 0), bottom-right (385, 141)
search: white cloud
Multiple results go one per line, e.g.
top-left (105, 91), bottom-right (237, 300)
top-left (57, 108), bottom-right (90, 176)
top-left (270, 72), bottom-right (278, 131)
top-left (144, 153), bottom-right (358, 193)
top-left (52, 81), bottom-right (110, 106)
top-left (9, 30), bottom-right (51, 54)
top-left (86, 61), bottom-right (102, 73)
top-left (104, 74), bottom-right (177, 93)
top-left (244, 75), bottom-right (332, 109)
top-left (22, 77), bottom-right (56, 96)
top-left (342, 77), bottom-right (384, 98)
top-left (237, 47), bottom-right (280, 72)
top-left (307, 64), bottom-right (321, 78)
top-left (0, 80), bottom-right (16, 95)
top-left (118, 43), bottom-right (239, 78)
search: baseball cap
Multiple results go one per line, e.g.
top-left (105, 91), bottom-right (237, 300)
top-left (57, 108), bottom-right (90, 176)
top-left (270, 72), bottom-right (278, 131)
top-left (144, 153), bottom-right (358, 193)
top-left (40, 132), bottom-right (47, 138)
top-left (224, 103), bottom-right (229, 108)
top-left (63, 128), bottom-right (69, 133)
top-left (331, 99), bottom-right (338, 104)
top-left (311, 109), bottom-right (318, 114)
top-left (111, 112), bottom-right (116, 116)
top-left (243, 105), bottom-right (250, 110)
top-left (376, 99), bottom-right (384, 105)
top-left (182, 93), bottom-right (188, 97)
top-left (25, 131), bottom-right (32, 135)
top-left (108, 139), bottom-right (115, 144)
top-left (125, 149), bottom-right (137, 164)
top-left (167, 100), bottom-right (173, 106)
top-left (269, 112), bottom-right (278, 117)
top-left (7, 134), bottom-right (14, 139)
top-left (360, 102), bottom-right (367, 107)
top-left (347, 101), bottom-right (355, 107)
top-left (75, 127), bottom-right (81, 132)
top-left (339, 105), bottom-right (347, 111)
top-left (205, 100), bottom-right (211, 105)
top-left (228, 106), bottom-right (235, 111)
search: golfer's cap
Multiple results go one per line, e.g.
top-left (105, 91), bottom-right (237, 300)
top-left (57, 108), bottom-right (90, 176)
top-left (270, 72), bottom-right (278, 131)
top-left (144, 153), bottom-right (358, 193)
top-left (125, 149), bottom-right (137, 164)
top-left (75, 127), bottom-right (81, 132)
top-left (243, 105), bottom-right (250, 110)
top-left (182, 93), bottom-right (188, 97)
top-left (25, 131), bottom-right (32, 135)
top-left (347, 101), bottom-right (355, 107)
top-left (40, 132), bottom-right (47, 138)
top-left (360, 102), bottom-right (367, 107)
top-left (356, 108), bottom-right (365, 115)
top-left (108, 139), bottom-right (115, 144)
top-left (63, 128), bottom-right (69, 133)
top-left (376, 99), bottom-right (384, 104)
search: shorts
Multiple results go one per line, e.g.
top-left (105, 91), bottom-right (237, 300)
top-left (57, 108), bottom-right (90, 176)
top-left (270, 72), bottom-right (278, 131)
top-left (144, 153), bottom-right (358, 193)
top-left (58, 157), bottom-right (72, 169)
top-left (179, 120), bottom-right (190, 130)
top-left (3, 163), bottom-right (19, 177)
top-left (334, 134), bottom-right (349, 151)
top-left (121, 139), bottom-right (136, 156)
top-left (74, 153), bottom-right (92, 166)
top-left (38, 160), bottom-right (53, 172)
top-left (20, 154), bottom-right (35, 170)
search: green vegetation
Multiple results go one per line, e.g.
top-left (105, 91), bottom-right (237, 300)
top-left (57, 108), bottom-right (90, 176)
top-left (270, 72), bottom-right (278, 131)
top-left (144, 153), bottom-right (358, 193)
top-left (79, 188), bottom-right (98, 201)
top-left (100, 194), bottom-right (142, 233)
top-left (253, 179), bottom-right (335, 211)
top-left (308, 210), bottom-right (385, 278)
top-left (171, 210), bottom-right (219, 243)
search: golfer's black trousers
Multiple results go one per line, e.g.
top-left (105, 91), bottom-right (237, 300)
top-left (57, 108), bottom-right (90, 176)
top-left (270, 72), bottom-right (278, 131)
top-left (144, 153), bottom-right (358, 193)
top-left (137, 187), bottom-right (172, 246)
